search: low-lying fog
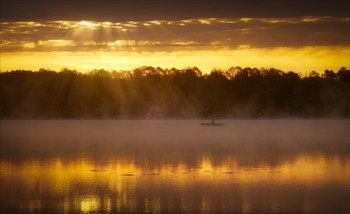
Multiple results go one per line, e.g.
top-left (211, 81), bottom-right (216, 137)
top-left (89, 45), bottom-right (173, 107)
top-left (1, 119), bottom-right (349, 162)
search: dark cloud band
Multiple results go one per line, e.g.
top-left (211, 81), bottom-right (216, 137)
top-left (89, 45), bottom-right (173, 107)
top-left (1, 0), bottom-right (349, 22)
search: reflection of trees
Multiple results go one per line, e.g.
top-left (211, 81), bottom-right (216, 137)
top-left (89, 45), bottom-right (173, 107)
top-left (0, 66), bottom-right (349, 118)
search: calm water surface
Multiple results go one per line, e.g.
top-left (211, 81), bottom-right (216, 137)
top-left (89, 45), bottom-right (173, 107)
top-left (1, 120), bottom-right (349, 214)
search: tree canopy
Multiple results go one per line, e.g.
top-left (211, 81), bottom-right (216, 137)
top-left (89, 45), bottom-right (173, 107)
top-left (1, 66), bottom-right (349, 118)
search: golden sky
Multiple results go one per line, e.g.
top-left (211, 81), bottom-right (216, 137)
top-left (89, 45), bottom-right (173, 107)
top-left (0, 1), bottom-right (349, 74)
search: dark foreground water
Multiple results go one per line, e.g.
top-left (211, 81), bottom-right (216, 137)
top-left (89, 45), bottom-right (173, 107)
top-left (0, 120), bottom-right (349, 214)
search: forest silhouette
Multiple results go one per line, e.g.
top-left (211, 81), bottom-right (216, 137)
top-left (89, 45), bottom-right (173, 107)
top-left (0, 66), bottom-right (349, 119)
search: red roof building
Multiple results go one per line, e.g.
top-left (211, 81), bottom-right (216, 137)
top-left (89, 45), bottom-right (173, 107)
top-left (145, 106), bottom-right (164, 119)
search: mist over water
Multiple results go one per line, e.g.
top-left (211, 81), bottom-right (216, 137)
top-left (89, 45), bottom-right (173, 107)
top-left (1, 119), bottom-right (349, 213)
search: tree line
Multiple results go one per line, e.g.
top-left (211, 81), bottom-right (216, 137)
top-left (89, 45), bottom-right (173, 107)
top-left (0, 66), bottom-right (349, 118)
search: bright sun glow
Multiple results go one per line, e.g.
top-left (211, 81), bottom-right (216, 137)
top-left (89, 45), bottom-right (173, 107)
top-left (79, 20), bottom-right (100, 27)
top-left (81, 197), bottom-right (100, 213)
top-left (0, 46), bottom-right (347, 74)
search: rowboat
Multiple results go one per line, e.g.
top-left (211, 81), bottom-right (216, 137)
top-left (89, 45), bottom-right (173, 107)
top-left (200, 120), bottom-right (224, 126)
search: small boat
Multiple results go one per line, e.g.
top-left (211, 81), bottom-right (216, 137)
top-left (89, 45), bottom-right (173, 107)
top-left (200, 120), bottom-right (224, 126)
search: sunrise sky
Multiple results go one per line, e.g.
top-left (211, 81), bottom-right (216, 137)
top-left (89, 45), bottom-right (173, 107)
top-left (0, 0), bottom-right (349, 74)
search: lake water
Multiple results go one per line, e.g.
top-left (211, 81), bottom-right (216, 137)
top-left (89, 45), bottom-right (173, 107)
top-left (0, 120), bottom-right (349, 214)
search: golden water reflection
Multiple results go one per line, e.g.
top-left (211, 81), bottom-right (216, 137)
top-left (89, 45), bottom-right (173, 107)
top-left (1, 155), bottom-right (349, 213)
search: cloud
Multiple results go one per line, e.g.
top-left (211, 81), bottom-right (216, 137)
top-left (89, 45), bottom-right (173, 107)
top-left (1, 17), bottom-right (348, 52)
top-left (1, 0), bottom-right (349, 22)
